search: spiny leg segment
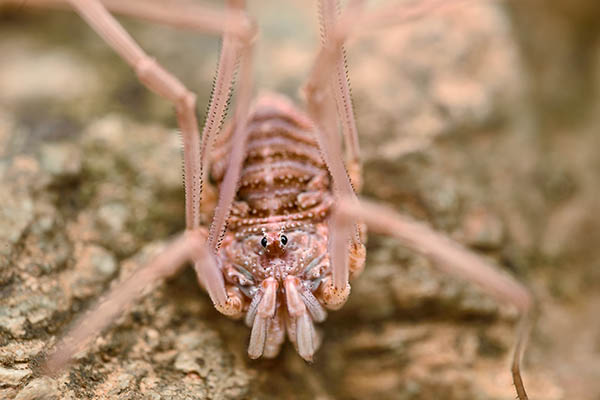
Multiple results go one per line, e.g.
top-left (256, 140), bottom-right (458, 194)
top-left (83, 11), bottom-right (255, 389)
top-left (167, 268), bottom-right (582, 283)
top-left (204, 0), bottom-right (257, 316)
top-left (318, 0), bottom-right (361, 191)
top-left (303, 0), bottom-right (366, 310)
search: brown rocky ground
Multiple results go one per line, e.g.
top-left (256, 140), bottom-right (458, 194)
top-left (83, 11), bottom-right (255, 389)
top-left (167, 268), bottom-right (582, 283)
top-left (1, 0), bottom-right (599, 399)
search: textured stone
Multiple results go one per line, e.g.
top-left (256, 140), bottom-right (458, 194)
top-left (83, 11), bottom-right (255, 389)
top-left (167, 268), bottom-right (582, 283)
top-left (0, 366), bottom-right (31, 386)
top-left (15, 377), bottom-right (59, 400)
top-left (39, 143), bottom-right (82, 177)
top-left (1, 1), bottom-right (598, 399)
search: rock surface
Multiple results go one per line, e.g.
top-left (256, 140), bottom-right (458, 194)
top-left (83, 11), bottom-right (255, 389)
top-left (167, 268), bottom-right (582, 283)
top-left (1, 0), bottom-right (599, 399)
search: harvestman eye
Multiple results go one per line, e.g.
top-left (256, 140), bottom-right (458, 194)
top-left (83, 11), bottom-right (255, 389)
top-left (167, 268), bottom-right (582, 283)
top-left (280, 235), bottom-right (288, 246)
top-left (261, 236), bottom-right (268, 248)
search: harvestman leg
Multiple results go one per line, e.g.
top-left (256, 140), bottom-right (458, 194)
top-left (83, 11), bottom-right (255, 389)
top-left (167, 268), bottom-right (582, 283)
top-left (304, 1), bottom-right (367, 310)
top-left (318, 0), bottom-right (362, 190)
top-left (305, 1), bottom-right (534, 399)
top-left (207, 29), bottom-right (255, 253)
top-left (44, 231), bottom-right (205, 373)
top-left (304, 0), bottom-right (485, 318)
top-left (309, 0), bottom-right (370, 311)
top-left (205, 0), bottom-right (257, 313)
top-left (0, 0), bottom-right (252, 37)
top-left (42, 0), bottom-right (255, 372)
top-left (334, 198), bottom-right (534, 400)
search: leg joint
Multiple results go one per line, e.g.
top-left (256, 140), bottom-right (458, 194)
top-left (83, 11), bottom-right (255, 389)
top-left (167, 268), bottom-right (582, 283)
top-left (226, 8), bottom-right (258, 47)
top-left (176, 91), bottom-right (197, 114)
top-left (134, 56), bottom-right (157, 81)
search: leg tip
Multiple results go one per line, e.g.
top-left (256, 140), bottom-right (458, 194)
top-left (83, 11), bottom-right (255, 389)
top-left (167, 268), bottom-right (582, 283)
top-left (215, 295), bottom-right (243, 318)
top-left (321, 281), bottom-right (351, 310)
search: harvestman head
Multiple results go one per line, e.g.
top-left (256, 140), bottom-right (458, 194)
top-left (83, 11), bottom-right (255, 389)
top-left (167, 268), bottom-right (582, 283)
top-left (15, 0), bottom-right (535, 398)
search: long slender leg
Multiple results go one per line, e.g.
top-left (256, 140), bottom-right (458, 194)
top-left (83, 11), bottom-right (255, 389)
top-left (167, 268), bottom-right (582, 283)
top-left (304, 1), bottom-right (366, 309)
top-left (303, 0), bottom-right (477, 313)
top-left (1, 0), bottom-right (253, 38)
top-left (349, 0), bottom-right (473, 38)
top-left (43, 230), bottom-right (208, 374)
top-left (47, 0), bottom-right (254, 320)
top-left (60, 0), bottom-right (256, 233)
top-left (43, 11), bottom-right (256, 358)
top-left (305, 0), bottom-right (473, 104)
top-left (306, 2), bottom-right (532, 396)
top-left (201, 0), bottom-right (255, 317)
top-left (335, 197), bottom-right (534, 400)
top-left (207, 32), bottom-right (255, 253)
top-left (197, 0), bottom-right (256, 234)
top-left (65, 0), bottom-right (199, 230)
top-left (318, 0), bottom-right (361, 190)
top-left (305, 82), bottom-right (356, 307)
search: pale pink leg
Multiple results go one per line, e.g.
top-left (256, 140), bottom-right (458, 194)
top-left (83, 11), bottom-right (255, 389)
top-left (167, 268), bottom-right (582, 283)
top-left (318, 0), bottom-right (361, 190)
top-left (2, 0), bottom-right (253, 38)
top-left (304, 83), bottom-right (356, 304)
top-left (199, 0), bottom-right (255, 317)
top-left (44, 230), bottom-right (208, 374)
top-left (305, 0), bottom-right (474, 100)
top-left (336, 197), bottom-right (534, 400)
top-left (64, 0), bottom-right (255, 232)
top-left (304, 2), bottom-right (365, 307)
top-left (303, 0), bottom-right (476, 311)
top-left (207, 11), bottom-right (255, 252)
top-left (198, 0), bottom-right (256, 234)
top-left (65, 0), bottom-right (198, 230)
top-left (349, 0), bottom-right (473, 38)
top-left (306, 2), bottom-right (531, 395)
top-left (54, 0), bottom-right (253, 324)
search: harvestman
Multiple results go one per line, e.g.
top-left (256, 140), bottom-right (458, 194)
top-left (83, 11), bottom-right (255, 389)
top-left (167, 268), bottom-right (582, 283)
top-left (8, 0), bottom-right (535, 398)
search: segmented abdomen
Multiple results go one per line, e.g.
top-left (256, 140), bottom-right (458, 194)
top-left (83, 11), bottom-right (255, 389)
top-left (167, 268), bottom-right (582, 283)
top-left (211, 93), bottom-right (332, 234)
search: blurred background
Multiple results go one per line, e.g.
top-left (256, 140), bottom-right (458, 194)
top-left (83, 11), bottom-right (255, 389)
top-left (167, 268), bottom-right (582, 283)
top-left (1, 0), bottom-right (599, 399)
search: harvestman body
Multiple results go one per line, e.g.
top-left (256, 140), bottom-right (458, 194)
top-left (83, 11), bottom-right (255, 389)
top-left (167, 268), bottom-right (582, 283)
top-left (210, 94), bottom-right (366, 360)
top-left (13, 0), bottom-right (535, 398)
